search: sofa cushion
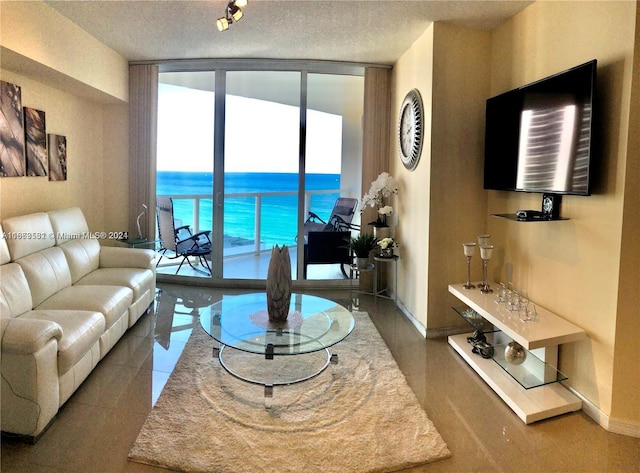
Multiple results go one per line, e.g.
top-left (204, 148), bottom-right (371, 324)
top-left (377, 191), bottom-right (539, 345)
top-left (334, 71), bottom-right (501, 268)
top-left (0, 263), bottom-right (33, 317)
top-left (75, 268), bottom-right (154, 302)
top-left (21, 310), bottom-right (105, 375)
top-left (16, 247), bottom-right (72, 308)
top-left (47, 207), bottom-right (101, 283)
top-left (57, 239), bottom-right (101, 284)
top-left (2, 212), bottom-right (55, 260)
top-left (36, 285), bottom-right (133, 330)
top-left (47, 207), bottom-right (90, 245)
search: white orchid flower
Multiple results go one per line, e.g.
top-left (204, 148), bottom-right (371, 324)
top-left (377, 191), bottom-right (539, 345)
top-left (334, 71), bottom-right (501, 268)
top-left (360, 172), bottom-right (399, 215)
top-left (378, 206), bottom-right (393, 216)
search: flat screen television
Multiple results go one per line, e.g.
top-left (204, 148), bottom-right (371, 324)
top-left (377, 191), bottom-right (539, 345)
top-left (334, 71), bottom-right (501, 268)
top-left (484, 60), bottom-right (597, 197)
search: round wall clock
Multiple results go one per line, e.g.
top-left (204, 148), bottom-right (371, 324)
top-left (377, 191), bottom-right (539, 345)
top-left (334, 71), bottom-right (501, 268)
top-left (398, 88), bottom-right (424, 171)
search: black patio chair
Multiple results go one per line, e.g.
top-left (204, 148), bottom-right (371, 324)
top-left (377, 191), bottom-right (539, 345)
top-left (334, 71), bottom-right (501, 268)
top-left (156, 196), bottom-right (212, 276)
top-left (303, 197), bottom-right (359, 279)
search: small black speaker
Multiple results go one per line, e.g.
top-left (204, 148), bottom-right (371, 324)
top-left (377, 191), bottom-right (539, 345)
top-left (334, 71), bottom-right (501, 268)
top-left (542, 193), bottom-right (561, 220)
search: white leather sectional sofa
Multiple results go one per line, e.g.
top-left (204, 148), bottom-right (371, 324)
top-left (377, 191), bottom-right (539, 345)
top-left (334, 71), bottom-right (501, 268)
top-left (0, 207), bottom-right (156, 441)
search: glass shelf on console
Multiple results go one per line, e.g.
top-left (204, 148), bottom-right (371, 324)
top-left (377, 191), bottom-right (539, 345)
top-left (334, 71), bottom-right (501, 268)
top-left (452, 306), bottom-right (500, 334)
top-left (491, 213), bottom-right (569, 222)
top-left (452, 304), bottom-right (569, 390)
top-left (492, 343), bottom-right (569, 389)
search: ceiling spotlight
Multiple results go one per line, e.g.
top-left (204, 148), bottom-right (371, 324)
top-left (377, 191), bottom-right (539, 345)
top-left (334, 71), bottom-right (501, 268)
top-left (216, 17), bottom-right (230, 32)
top-left (216, 0), bottom-right (247, 32)
top-left (229, 4), bottom-right (243, 22)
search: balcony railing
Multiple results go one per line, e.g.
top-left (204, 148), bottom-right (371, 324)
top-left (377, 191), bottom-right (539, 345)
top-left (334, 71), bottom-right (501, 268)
top-left (158, 188), bottom-right (353, 257)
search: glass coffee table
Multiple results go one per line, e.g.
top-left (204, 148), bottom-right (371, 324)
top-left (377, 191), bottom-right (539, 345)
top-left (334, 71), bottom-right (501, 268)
top-left (199, 292), bottom-right (355, 407)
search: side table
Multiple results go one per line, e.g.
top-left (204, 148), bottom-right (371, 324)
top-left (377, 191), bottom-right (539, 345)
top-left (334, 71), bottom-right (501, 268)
top-left (349, 262), bottom-right (375, 310)
top-left (373, 255), bottom-right (398, 301)
top-left (119, 238), bottom-right (161, 250)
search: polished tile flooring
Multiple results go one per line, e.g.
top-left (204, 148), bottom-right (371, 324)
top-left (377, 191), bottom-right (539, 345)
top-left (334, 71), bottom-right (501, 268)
top-left (2, 284), bottom-right (638, 473)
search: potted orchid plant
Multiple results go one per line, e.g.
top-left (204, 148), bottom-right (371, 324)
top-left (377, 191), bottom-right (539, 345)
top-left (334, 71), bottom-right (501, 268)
top-left (360, 172), bottom-right (398, 236)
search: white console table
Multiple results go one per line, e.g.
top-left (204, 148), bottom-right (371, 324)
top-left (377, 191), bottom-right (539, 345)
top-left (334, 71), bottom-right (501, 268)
top-left (448, 283), bottom-right (586, 424)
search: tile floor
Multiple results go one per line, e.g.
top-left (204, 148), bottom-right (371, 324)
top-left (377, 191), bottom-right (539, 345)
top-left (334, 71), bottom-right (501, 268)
top-left (1, 284), bottom-right (638, 473)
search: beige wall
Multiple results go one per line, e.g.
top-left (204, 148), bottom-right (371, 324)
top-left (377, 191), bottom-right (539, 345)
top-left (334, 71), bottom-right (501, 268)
top-left (612, 2), bottom-right (640, 427)
top-left (390, 25), bottom-right (434, 329)
top-left (489, 1), bottom-right (638, 427)
top-left (102, 103), bottom-right (131, 236)
top-left (428, 24), bottom-right (492, 330)
top-left (0, 2), bottom-right (129, 236)
top-left (391, 24), bottom-right (491, 331)
top-left (0, 2), bottom-right (128, 103)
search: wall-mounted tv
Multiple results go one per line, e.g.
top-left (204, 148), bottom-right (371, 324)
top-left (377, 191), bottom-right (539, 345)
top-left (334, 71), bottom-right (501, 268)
top-left (484, 60), bottom-right (597, 196)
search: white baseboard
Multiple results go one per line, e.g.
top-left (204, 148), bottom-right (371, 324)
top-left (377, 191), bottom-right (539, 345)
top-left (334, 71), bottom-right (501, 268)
top-left (565, 384), bottom-right (640, 438)
top-left (395, 300), bottom-right (469, 340)
top-left (607, 417), bottom-right (640, 437)
top-left (395, 300), bottom-right (427, 338)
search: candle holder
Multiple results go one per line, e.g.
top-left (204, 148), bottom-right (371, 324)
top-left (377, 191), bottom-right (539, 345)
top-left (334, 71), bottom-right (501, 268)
top-left (477, 235), bottom-right (490, 290)
top-left (462, 243), bottom-right (476, 289)
top-left (480, 245), bottom-right (494, 294)
top-left (477, 234), bottom-right (490, 247)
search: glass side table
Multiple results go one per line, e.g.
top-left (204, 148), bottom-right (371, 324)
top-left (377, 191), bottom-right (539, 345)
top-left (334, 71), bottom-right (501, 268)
top-left (119, 237), bottom-right (161, 250)
top-left (373, 255), bottom-right (398, 302)
top-left (349, 262), bottom-right (375, 311)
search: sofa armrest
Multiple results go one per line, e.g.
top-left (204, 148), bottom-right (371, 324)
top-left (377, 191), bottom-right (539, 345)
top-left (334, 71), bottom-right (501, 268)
top-left (0, 317), bottom-right (62, 355)
top-left (1, 317), bottom-right (61, 438)
top-left (99, 246), bottom-right (155, 270)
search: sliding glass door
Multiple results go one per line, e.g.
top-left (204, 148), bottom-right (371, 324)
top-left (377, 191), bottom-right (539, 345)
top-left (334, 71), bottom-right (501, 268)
top-left (304, 73), bottom-right (364, 279)
top-left (223, 71), bottom-right (301, 279)
top-left (156, 66), bottom-right (363, 282)
top-left (156, 72), bottom-right (215, 276)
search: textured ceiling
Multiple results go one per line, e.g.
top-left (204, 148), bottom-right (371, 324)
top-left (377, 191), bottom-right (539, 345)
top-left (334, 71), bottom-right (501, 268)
top-left (45, 0), bottom-right (533, 65)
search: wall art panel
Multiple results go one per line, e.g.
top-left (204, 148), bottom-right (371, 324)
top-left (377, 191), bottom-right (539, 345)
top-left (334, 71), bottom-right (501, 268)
top-left (24, 107), bottom-right (47, 176)
top-left (0, 80), bottom-right (26, 177)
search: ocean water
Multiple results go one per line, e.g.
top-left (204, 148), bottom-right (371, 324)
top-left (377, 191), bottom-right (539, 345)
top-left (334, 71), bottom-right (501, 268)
top-left (157, 171), bottom-right (341, 247)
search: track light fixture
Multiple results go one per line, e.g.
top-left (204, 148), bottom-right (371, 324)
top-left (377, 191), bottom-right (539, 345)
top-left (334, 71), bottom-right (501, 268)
top-left (216, 0), bottom-right (248, 32)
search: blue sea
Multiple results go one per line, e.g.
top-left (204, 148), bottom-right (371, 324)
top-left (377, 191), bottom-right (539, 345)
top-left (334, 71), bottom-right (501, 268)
top-left (157, 171), bottom-right (341, 247)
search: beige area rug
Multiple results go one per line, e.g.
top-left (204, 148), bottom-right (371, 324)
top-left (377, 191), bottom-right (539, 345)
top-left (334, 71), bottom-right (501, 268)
top-left (128, 311), bottom-right (451, 473)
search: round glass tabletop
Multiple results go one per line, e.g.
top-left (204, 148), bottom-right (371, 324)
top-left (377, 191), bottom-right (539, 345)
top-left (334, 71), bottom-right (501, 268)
top-left (199, 293), bottom-right (355, 356)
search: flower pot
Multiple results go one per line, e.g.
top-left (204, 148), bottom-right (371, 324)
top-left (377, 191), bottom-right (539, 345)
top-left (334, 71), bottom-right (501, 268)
top-left (379, 247), bottom-right (394, 258)
top-left (356, 257), bottom-right (369, 269)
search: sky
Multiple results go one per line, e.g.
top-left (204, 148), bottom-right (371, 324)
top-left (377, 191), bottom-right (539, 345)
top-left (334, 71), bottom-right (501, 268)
top-left (157, 83), bottom-right (342, 174)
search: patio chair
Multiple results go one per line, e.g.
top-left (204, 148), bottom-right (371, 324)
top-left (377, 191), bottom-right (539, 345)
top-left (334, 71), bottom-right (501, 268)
top-left (156, 196), bottom-right (212, 276)
top-left (303, 197), bottom-right (359, 279)
top-left (303, 197), bottom-right (359, 237)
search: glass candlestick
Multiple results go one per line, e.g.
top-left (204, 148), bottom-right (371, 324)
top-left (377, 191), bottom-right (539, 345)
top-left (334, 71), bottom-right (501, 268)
top-left (462, 243), bottom-right (476, 289)
top-left (477, 235), bottom-right (490, 289)
top-left (477, 234), bottom-right (490, 247)
top-left (480, 245), bottom-right (494, 294)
